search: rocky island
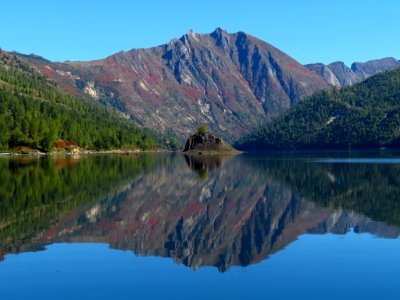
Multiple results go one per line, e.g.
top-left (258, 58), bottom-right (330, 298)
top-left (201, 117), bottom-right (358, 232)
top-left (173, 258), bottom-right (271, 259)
top-left (183, 125), bottom-right (238, 153)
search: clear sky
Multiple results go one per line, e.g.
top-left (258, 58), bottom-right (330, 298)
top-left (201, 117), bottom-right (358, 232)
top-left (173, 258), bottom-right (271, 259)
top-left (1, 0), bottom-right (399, 65)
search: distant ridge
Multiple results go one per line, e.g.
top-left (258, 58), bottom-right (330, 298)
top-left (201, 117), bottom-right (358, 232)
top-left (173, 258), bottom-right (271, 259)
top-left (306, 57), bottom-right (400, 87)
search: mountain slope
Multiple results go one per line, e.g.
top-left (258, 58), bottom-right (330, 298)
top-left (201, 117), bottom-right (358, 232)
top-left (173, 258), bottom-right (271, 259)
top-left (235, 68), bottom-right (400, 150)
top-left (20, 28), bottom-right (328, 141)
top-left (306, 57), bottom-right (400, 87)
top-left (0, 52), bottom-right (173, 152)
top-left (15, 29), bottom-right (399, 142)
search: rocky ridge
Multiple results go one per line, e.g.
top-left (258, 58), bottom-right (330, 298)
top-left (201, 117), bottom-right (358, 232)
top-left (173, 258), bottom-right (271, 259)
top-left (306, 57), bottom-right (400, 87)
top-left (18, 28), bottom-right (328, 141)
top-left (14, 29), bottom-right (399, 142)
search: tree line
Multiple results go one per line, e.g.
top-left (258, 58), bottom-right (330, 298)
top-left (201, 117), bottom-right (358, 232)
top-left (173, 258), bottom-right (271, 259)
top-left (0, 53), bottom-right (181, 152)
top-left (236, 68), bottom-right (400, 150)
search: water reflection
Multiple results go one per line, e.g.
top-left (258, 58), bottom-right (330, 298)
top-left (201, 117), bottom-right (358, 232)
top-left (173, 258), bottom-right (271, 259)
top-left (184, 154), bottom-right (234, 179)
top-left (0, 152), bottom-right (399, 271)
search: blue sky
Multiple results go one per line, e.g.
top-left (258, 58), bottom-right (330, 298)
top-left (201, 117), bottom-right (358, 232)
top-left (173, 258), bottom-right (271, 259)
top-left (1, 0), bottom-right (399, 65)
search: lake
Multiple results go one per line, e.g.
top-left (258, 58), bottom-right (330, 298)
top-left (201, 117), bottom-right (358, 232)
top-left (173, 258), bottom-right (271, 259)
top-left (1, 151), bottom-right (400, 300)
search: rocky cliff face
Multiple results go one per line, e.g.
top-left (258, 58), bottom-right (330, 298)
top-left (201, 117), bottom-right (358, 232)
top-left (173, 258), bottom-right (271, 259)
top-left (306, 57), bottom-right (400, 87)
top-left (20, 28), bottom-right (327, 141)
top-left (16, 30), bottom-right (399, 141)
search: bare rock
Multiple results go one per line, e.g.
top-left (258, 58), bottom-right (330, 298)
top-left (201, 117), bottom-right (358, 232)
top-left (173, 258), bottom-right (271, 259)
top-left (183, 133), bottom-right (236, 153)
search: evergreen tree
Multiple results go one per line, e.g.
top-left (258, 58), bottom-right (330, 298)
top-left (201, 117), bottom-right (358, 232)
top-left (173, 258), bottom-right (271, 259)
top-left (236, 68), bottom-right (400, 150)
top-left (0, 53), bottom-right (181, 152)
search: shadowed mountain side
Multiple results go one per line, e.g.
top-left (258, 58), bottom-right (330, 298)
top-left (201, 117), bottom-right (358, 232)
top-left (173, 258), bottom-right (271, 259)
top-left (12, 154), bottom-right (399, 272)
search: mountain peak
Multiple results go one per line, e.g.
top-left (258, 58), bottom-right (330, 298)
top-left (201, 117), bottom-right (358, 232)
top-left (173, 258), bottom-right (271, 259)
top-left (186, 28), bottom-right (197, 37)
top-left (13, 28), bottom-right (340, 142)
top-left (210, 27), bottom-right (233, 50)
top-left (177, 28), bottom-right (201, 44)
top-left (211, 27), bottom-right (229, 36)
top-left (351, 57), bottom-right (400, 74)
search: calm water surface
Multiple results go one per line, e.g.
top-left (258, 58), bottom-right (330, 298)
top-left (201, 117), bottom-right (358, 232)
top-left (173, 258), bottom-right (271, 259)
top-left (1, 151), bottom-right (400, 299)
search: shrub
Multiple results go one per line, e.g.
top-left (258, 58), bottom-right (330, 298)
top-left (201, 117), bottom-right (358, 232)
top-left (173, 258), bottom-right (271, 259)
top-left (197, 125), bottom-right (208, 136)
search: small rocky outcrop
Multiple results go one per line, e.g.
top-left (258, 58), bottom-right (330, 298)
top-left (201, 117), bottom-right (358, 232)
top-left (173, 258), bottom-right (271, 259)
top-left (183, 132), bottom-right (237, 153)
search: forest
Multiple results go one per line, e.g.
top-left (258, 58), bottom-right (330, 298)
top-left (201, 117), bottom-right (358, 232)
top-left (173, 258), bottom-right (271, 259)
top-left (236, 68), bottom-right (400, 150)
top-left (0, 53), bottom-right (180, 152)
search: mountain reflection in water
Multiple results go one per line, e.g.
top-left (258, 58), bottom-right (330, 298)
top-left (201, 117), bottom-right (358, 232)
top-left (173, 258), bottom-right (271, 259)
top-left (0, 152), bottom-right (399, 271)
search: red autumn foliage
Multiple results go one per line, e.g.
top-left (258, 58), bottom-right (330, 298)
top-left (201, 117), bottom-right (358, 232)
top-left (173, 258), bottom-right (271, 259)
top-left (55, 140), bottom-right (77, 149)
top-left (181, 85), bottom-right (203, 100)
top-left (144, 75), bottom-right (158, 85)
top-left (39, 66), bottom-right (56, 80)
top-left (97, 71), bottom-right (115, 82)
top-left (42, 227), bottom-right (57, 239)
top-left (288, 62), bottom-right (316, 75)
top-left (105, 59), bottom-right (117, 68)
top-left (55, 140), bottom-right (66, 148)
top-left (147, 218), bottom-right (159, 227)
top-left (183, 200), bottom-right (205, 217)
top-left (59, 82), bottom-right (77, 94)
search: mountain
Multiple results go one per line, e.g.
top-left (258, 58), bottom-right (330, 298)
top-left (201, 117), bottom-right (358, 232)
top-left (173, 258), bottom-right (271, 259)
top-left (12, 29), bottom-right (399, 142)
top-left (19, 28), bottom-right (329, 141)
top-left (0, 51), bottom-right (174, 152)
top-left (235, 68), bottom-right (400, 150)
top-left (306, 57), bottom-right (400, 87)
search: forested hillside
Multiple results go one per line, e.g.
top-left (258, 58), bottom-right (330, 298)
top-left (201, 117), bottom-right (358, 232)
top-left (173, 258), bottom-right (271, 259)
top-left (0, 52), bottom-right (178, 152)
top-left (236, 68), bottom-right (400, 150)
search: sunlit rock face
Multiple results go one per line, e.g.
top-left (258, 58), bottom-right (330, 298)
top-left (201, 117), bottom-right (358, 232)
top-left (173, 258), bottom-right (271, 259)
top-left (16, 30), bottom-right (399, 142)
top-left (20, 28), bottom-right (328, 142)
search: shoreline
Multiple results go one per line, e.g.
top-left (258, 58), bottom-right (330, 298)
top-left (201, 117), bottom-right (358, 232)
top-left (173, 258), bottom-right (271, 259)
top-left (0, 149), bottom-right (171, 157)
top-left (2, 148), bottom-right (399, 158)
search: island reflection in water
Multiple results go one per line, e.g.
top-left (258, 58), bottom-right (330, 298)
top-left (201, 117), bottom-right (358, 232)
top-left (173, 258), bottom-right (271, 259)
top-left (0, 152), bottom-right (399, 271)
